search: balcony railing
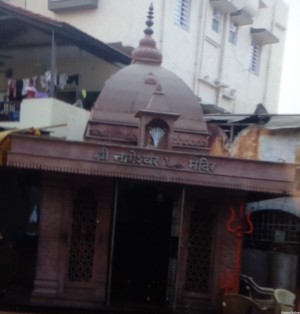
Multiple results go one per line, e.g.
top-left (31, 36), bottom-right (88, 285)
top-left (0, 101), bottom-right (20, 122)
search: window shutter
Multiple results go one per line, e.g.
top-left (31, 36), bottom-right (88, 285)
top-left (174, 0), bottom-right (191, 29)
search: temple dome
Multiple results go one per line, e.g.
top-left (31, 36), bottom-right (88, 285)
top-left (91, 63), bottom-right (207, 132)
top-left (88, 4), bottom-right (208, 140)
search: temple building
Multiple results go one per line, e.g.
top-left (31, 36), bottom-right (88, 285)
top-left (0, 4), bottom-right (297, 314)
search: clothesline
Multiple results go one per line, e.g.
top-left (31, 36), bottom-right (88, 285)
top-left (6, 72), bottom-right (79, 101)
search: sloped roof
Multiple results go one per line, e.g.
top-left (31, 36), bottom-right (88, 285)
top-left (0, 0), bottom-right (131, 65)
top-left (265, 115), bottom-right (300, 130)
top-left (247, 197), bottom-right (300, 217)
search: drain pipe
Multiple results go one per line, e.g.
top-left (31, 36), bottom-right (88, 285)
top-left (262, 0), bottom-right (279, 108)
top-left (216, 12), bottom-right (229, 106)
top-left (50, 29), bottom-right (57, 98)
top-left (158, 0), bottom-right (166, 55)
top-left (193, 1), bottom-right (208, 96)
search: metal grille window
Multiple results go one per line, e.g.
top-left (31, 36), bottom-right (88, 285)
top-left (185, 200), bottom-right (215, 294)
top-left (244, 210), bottom-right (300, 253)
top-left (174, 0), bottom-right (191, 30)
top-left (212, 8), bottom-right (221, 33)
top-left (249, 42), bottom-right (261, 74)
top-left (68, 187), bottom-right (97, 282)
top-left (229, 22), bottom-right (238, 44)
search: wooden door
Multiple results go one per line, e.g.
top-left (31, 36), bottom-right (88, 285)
top-left (61, 179), bottom-right (113, 305)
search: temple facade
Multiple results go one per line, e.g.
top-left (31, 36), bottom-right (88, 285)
top-left (0, 5), bottom-right (297, 314)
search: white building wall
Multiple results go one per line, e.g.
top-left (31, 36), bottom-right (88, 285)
top-left (0, 98), bottom-right (90, 141)
top-left (264, 0), bottom-right (289, 112)
top-left (6, 0), bottom-right (288, 114)
top-left (159, 1), bottom-right (202, 88)
top-left (259, 129), bottom-right (300, 163)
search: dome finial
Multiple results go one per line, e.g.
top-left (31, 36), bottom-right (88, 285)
top-left (144, 3), bottom-right (154, 36)
top-left (131, 3), bottom-right (162, 64)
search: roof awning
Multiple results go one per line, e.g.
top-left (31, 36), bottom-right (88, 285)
top-left (259, 0), bottom-right (268, 8)
top-left (265, 116), bottom-right (300, 130)
top-left (209, 0), bottom-right (237, 14)
top-left (230, 9), bottom-right (253, 26)
top-left (0, 1), bottom-right (131, 65)
top-left (251, 28), bottom-right (279, 45)
top-left (48, 0), bottom-right (98, 12)
top-left (0, 129), bottom-right (17, 166)
top-left (246, 197), bottom-right (300, 217)
top-left (0, 128), bottom-right (49, 166)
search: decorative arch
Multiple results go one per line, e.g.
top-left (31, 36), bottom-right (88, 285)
top-left (145, 118), bottom-right (169, 149)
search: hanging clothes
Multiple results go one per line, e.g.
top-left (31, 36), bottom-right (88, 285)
top-left (67, 74), bottom-right (79, 86)
top-left (22, 77), bottom-right (37, 96)
top-left (58, 73), bottom-right (68, 89)
top-left (7, 79), bottom-right (23, 101)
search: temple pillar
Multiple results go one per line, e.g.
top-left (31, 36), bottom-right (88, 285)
top-left (32, 174), bottom-right (67, 302)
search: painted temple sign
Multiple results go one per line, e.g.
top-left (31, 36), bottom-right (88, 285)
top-left (93, 147), bottom-right (216, 174)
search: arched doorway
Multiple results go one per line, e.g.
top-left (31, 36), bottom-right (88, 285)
top-left (110, 182), bottom-right (174, 307)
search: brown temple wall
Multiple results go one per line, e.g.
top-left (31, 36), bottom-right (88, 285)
top-left (212, 193), bottom-right (239, 297)
top-left (176, 188), bottom-right (237, 312)
top-left (31, 173), bottom-right (115, 308)
top-left (32, 174), bottom-right (68, 302)
top-left (31, 172), bottom-right (244, 311)
top-left (93, 177), bottom-right (115, 300)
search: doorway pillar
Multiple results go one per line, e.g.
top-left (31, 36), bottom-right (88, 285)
top-left (32, 175), bottom-right (67, 302)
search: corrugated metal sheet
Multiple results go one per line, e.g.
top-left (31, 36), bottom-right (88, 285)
top-left (205, 114), bottom-right (300, 130)
top-left (246, 197), bottom-right (300, 217)
top-left (265, 116), bottom-right (300, 130)
top-left (204, 114), bottom-right (252, 122)
top-left (0, 1), bottom-right (131, 65)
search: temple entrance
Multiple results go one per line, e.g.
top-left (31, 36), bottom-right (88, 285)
top-left (0, 169), bottom-right (40, 305)
top-left (110, 182), bottom-right (174, 307)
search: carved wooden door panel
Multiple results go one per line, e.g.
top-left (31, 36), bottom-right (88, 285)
top-left (184, 199), bottom-right (215, 296)
top-left (60, 182), bottom-right (110, 304)
top-left (67, 187), bottom-right (97, 283)
top-left (177, 191), bottom-right (217, 305)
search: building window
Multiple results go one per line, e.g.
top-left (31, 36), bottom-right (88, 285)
top-left (244, 210), bottom-right (300, 253)
top-left (212, 8), bottom-right (221, 33)
top-left (174, 0), bottom-right (191, 29)
top-left (229, 22), bottom-right (238, 44)
top-left (249, 42), bottom-right (261, 75)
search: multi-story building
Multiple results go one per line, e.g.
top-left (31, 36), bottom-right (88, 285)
top-left (5, 0), bottom-right (289, 113)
